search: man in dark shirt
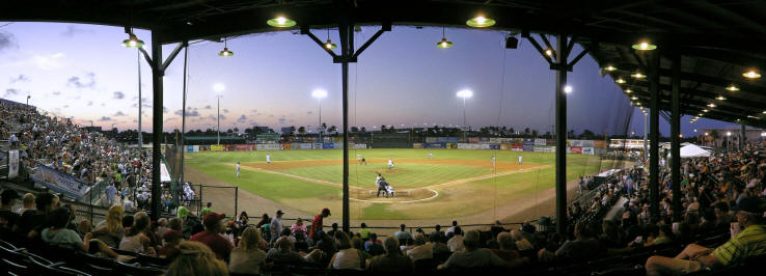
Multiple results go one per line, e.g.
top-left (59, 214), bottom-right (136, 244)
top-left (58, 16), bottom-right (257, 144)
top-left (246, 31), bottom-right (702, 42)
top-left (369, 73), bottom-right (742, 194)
top-left (309, 208), bottom-right (330, 240)
top-left (0, 190), bottom-right (21, 237)
top-left (190, 212), bottom-right (233, 262)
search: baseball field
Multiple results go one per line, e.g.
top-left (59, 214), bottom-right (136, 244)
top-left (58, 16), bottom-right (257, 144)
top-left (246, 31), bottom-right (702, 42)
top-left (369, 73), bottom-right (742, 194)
top-left (184, 149), bottom-right (610, 224)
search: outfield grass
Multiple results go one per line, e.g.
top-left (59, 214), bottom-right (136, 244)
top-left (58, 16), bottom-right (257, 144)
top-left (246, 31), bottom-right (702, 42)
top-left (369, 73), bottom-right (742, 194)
top-left (185, 149), bottom-right (605, 220)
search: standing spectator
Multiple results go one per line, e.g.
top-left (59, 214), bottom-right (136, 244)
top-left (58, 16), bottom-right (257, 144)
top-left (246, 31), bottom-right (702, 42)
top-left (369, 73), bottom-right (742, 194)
top-left (359, 222), bottom-right (371, 240)
top-left (165, 241), bottom-right (228, 276)
top-left (446, 220), bottom-right (459, 237)
top-left (368, 237), bottom-right (413, 273)
top-left (270, 210), bottom-right (284, 243)
top-left (447, 226), bottom-right (465, 252)
top-left (201, 202), bottom-right (213, 217)
top-left (190, 212), bottom-right (233, 262)
top-left (229, 227), bottom-right (268, 275)
top-left (105, 183), bottom-right (116, 207)
top-left (430, 224), bottom-right (446, 242)
top-left (309, 208), bottom-right (331, 240)
top-left (291, 218), bottom-right (308, 239)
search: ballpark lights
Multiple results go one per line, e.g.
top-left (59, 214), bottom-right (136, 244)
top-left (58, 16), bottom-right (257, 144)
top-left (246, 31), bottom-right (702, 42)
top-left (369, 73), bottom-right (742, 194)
top-left (632, 39), bottom-right (657, 51)
top-left (707, 103), bottom-right (716, 108)
top-left (631, 96), bottom-right (638, 100)
top-left (743, 69), bottom-right (761, 79)
top-left (615, 77), bottom-right (627, 84)
top-left (564, 85), bottom-right (573, 94)
top-left (218, 38), bottom-right (234, 57)
top-left (762, 110), bottom-right (766, 114)
top-left (702, 109), bottom-right (709, 113)
top-left (324, 28), bottom-right (337, 50)
top-left (625, 88), bottom-right (633, 94)
top-left (122, 33), bottom-right (144, 48)
top-left (631, 71), bottom-right (646, 79)
top-left (267, 16), bottom-right (296, 28)
top-left (466, 14), bottom-right (496, 28)
top-left (716, 95), bottom-right (726, 101)
top-left (603, 64), bottom-right (617, 72)
top-left (437, 27), bottom-right (453, 49)
top-left (726, 84), bottom-right (740, 92)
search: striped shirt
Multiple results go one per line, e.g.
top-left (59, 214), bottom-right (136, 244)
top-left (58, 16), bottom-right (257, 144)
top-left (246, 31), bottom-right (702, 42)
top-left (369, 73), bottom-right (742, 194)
top-left (712, 224), bottom-right (766, 266)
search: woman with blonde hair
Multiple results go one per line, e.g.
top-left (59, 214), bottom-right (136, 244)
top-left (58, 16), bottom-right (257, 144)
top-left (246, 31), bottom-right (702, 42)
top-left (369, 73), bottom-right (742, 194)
top-left (229, 226), bottom-right (268, 274)
top-left (166, 241), bottom-right (228, 276)
top-left (92, 205), bottom-right (124, 247)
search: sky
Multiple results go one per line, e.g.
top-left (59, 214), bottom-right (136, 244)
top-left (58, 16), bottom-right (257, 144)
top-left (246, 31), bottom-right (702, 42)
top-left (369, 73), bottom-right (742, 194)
top-left (0, 22), bottom-right (736, 136)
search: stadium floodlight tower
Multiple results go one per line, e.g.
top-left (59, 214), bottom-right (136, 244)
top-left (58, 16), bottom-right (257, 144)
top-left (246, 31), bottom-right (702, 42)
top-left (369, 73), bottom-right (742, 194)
top-left (456, 89), bottom-right (473, 142)
top-left (213, 83), bottom-right (226, 145)
top-left (312, 89), bottom-right (328, 143)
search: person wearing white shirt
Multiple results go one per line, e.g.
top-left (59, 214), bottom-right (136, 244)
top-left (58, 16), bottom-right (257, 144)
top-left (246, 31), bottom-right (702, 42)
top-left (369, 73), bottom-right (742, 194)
top-left (447, 227), bottom-right (465, 253)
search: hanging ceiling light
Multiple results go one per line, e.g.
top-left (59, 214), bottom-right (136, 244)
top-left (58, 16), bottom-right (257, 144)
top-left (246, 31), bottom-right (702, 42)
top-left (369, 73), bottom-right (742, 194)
top-left (632, 39), bottom-right (657, 51)
top-left (726, 84), bottom-right (740, 92)
top-left (122, 33), bottom-right (144, 48)
top-left (702, 109), bottom-right (709, 113)
top-left (466, 14), bottom-right (496, 28)
top-left (436, 27), bottom-right (453, 49)
top-left (743, 69), bottom-right (762, 79)
top-left (267, 15), bottom-right (296, 28)
top-left (625, 88), bottom-right (632, 94)
top-left (218, 38), bottom-right (234, 57)
top-left (324, 28), bottom-right (337, 50)
top-left (707, 103), bottom-right (716, 108)
top-left (604, 64), bottom-right (617, 72)
top-left (631, 71), bottom-right (646, 79)
top-left (615, 77), bottom-right (626, 84)
top-left (544, 48), bottom-right (555, 57)
top-left (716, 95), bottom-right (726, 101)
top-left (630, 96), bottom-right (638, 100)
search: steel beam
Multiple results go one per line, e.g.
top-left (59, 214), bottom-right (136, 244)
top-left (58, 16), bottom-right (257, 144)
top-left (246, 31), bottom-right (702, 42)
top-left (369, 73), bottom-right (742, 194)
top-left (671, 52), bottom-right (682, 222)
top-left (150, 31), bottom-right (164, 220)
top-left (649, 51), bottom-right (660, 223)
top-left (555, 33), bottom-right (568, 235)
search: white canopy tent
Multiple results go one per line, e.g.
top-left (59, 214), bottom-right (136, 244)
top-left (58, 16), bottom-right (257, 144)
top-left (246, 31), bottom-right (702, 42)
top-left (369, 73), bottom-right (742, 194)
top-left (679, 144), bottom-right (711, 158)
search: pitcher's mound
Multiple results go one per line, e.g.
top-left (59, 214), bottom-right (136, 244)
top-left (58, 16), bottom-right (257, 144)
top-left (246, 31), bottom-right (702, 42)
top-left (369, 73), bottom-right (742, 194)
top-left (351, 188), bottom-right (438, 203)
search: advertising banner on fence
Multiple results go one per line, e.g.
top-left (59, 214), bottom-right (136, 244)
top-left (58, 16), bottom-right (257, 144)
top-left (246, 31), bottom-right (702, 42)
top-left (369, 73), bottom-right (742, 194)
top-left (32, 165), bottom-right (87, 199)
top-left (353, 143), bottom-right (367, 149)
top-left (256, 144), bottom-right (282, 151)
top-left (210, 145), bottom-right (224, 152)
top-left (500, 143), bottom-right (512, 150)
top-left (468, 137), bottom-right (480, 144)
top-left (522, 144), bottom-right (534, 152)
top-left (535, 139), bottom-right (547, 146)
top-left (8, 150), bottom-right (19, 178)
top-left (424, 143), bottom-right (446, 149)
top-left (582, 147), bottom-right (595, 155)
top-left (570, 146), bottom-right (583, 154)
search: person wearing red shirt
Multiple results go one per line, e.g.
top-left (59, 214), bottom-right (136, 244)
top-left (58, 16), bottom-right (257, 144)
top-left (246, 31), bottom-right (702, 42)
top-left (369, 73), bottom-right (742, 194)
top-left (309, 208), bottom-right (331, 240)
top-left (190, 212), bottom-right (233, 262)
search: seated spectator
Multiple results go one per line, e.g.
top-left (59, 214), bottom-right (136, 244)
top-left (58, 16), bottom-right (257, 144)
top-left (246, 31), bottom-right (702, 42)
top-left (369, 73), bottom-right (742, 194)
top-left (19, 192), bottom-right (36, 214)
top-left (229, 226), bottom-right (268, 275)
top-left (447, 226), bottom-right (465, 252)
top-left (359, 222), bottom-right (371, 240)
top-left (41, 207), bottom-right (117, 258)
top-left (394, 224), bottom-right (413, 245)
top-left (446, 220), bottom-right (459, 237)
top-left (328, 231), bottom-right (365, 270)
top-left (119, 211), bottom-right (157, 256)
top-left (492, 232), bottom-right (524, 266)
top-left (438, 230), bottom-right (508, 270)
top-left (17, 192), bottom-right (58, 239)
top-left (159, 230), bottom-right (183, 260)
top-left (0, 190), bottom-right (21, 236)
top-left (190, 212), bottom-right (233, 262)
top-left (266, 236), bottom-right (306, 265)
top-left (368, 236), bottom-right (413, 273)
top-left (644, 197), bottom-right (766, 275)
top-left (490, 220), bottom-right (507, 238)
top-left (326, 222), bottom-right (340, 238)
top-left (307, 230), bottom-right (337, 265)
top-left (364, 233), bottom-right (385, 255)
top-left (407, 233), bottom-right (433, 262)
top-left (92, 205), bottom-right (124, 247)
top-left (291, 218), bottom-right (308, 239)
top-left (165, 241), bottom-right (228, 276)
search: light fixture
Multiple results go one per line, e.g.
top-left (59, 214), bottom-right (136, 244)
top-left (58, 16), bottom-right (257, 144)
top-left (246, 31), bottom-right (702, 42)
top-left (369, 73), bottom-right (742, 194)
top-left (437, 27), bottom-right (453, 49)
top-left (743, 69), bottom-right (761, 79)
top-left (702, 109), bottom-right (709, 113)
top-left (324, 28), bottom-right (336, 50)
top-left (604, 64), bottom-right (617, 72)
top-left (707, 103), bottom-right (716, 108)
top-left (267, 16), bottom-right (296, 28)
top-left (564, 85), bottom-right (573, 94)
top-left (631, 96), bottom-right (638, 100)
top-left (762, 110), bottom-right (766, 114)
top-left (635, 102), bottom-right (642, 106)
top-left (466, 14), bottom-right (496, 28)
top-left (544, 48), bottom-right (555, 57)
top-left (632, 39), bottom-right (657, 51)
top-left (616, 77), bottom-right (626, 84)
top-left (716, 95), bottom-right (726, 101)
top-left (625, 88), bottom-right (632, 94)
top-left (631, 71), bottom-right (646, 79)
top-left (122, 33), bottom-right (144, 48)
top-left (726, 84), bottom-right (740, 92)
top-left (218, 38), bottom-right (234, 57)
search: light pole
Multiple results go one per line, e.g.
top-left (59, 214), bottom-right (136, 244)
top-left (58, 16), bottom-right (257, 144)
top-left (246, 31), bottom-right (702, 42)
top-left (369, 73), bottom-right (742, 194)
top-left (26, 95), bottom-right (30, 106)
top-left (312, 89), bottom-right (328, 143)
top-left (137, 49), bottom-right (143, 147)
top-left (213, 83), bottom-right (226, 145)
top-left (643, 110), bottom-right (648, 161)
top-left (456, 89), bottom-right (473, 142)
top-left (726, 131), bottom-right (732, 152)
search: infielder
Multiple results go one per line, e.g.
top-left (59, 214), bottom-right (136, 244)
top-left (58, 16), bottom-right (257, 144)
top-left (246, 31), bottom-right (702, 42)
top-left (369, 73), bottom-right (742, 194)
top-left (387, 159), bottom-right (394, 170)
top-left (266, 153), bottom-right (272, 164)
top-left (236, 161), bottom-right (241, 177)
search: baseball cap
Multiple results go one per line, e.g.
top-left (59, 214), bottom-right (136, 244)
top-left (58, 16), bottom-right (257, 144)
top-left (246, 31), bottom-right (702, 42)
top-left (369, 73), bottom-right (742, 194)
top-left (203, 212), bottom-right (226, 228)
top-left (735, 197), bottom-right (765, 214)
top-left (322, 208), bottom-right (331, 216)
top-left (276, 210), bottom-right (284, 215)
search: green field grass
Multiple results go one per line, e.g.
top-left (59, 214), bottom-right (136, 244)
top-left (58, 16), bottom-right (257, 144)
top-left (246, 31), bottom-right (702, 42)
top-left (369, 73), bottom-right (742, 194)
top-left (185, 149), bottom-right (605, 220)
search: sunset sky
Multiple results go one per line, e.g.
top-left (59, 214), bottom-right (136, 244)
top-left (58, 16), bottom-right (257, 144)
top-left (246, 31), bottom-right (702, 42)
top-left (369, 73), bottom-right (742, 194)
top-left (0, 22), bottom-right (735, 136)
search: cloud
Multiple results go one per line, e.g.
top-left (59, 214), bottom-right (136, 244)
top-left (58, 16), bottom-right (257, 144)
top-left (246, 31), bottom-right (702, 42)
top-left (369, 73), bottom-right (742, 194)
top-left (204, 105), bottom-right (212, 109)
top-left (223, 108), bottom-right (229, 113)
top-left (87, 101), bottom-right (93, 106)
top-left (52, 91), bottom-right (61, 96)
top-left (0, 31), bottom-right (17, 52)
top-left (175, 109), bottom-right (199, 117)
top-left (32, 53), bottom-right (65, 70)
top-left (3, 88), bottom-right (19, 97)
top-left (113, 91), bottom-right (124, 99)
top-left (207, 114), bottom-right (226, 121)
top-left (278, 117), bottom-right (287, 125)
top-left (9, 74), bottom-right (29, 84)
top-left (66, 72), bottom-right (95, 89)
top-left (62, 105), bottom-right (69, 109)
top-left (306, 111), bottom-right (313, 115)
top-left (237, 115), bottom-right (247, 123)
top-left (113, 111), bottom-right (126, 117)
top-left (61, 25), bottom-right (93, 37)
top-left (250, 109), bottom-right (258, 114)
top-left (98, 116), bottom-right (111, 122)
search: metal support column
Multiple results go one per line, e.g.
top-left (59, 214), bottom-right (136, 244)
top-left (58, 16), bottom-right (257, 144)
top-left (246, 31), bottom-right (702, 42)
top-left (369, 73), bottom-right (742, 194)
top-left (554, 34), bottom-right (569, 235)
top-left (740, 124), bottom-right (746, 150)
top-left (234, 186), bottom-right (239, 218)
top-left (671, 52), bottom-right (682, 222)
top-left (150, 32), bottom-right (164, 220)
top-left (649, 51), bottom-right (660, 222)
top-left (179, 46), bottom-right (189, 187)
